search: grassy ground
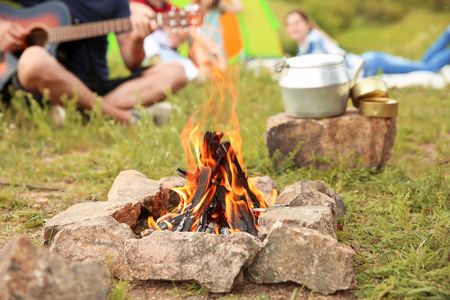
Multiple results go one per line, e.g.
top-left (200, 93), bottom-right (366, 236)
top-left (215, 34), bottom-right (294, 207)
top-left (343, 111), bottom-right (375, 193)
top-left (1, 5), bottom-right (449, 300)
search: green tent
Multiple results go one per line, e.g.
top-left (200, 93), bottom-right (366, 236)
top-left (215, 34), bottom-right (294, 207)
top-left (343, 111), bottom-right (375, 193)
top-left (238, 0), bottom-right (283, 58)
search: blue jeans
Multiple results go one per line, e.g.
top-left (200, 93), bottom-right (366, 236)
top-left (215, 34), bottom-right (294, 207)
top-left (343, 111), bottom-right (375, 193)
top-left (361, 26), bottom-right (450, 77)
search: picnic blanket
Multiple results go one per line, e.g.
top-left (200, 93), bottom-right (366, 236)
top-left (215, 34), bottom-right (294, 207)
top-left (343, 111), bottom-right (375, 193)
top-left (379, 65), bottom-right (450, 89)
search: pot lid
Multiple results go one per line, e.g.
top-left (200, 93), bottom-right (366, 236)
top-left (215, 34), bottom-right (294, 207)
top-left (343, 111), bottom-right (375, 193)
top-left (286, 54), bottom-right (344, 68)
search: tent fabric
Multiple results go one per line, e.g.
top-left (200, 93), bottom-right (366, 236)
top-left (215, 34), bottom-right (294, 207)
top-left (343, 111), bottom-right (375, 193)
top-left (220, 13), bottom-right (244, 58)
top-left (237, 0), bottom-right (282, 58)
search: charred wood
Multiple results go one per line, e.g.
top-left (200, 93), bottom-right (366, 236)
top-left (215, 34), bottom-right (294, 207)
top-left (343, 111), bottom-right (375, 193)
top-left (180, 167), bottom-right (212, 231)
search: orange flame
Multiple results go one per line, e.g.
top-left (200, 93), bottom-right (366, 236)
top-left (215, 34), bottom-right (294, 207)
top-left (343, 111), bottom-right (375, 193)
top-left (148, 216), bottom-right (161, 231)
top-left (148, 67), bottom-right (270, 234)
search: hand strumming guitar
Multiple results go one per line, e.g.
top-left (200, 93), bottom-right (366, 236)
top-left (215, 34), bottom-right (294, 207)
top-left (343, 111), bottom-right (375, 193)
top-left (0, 19), bottom-right (29, 53)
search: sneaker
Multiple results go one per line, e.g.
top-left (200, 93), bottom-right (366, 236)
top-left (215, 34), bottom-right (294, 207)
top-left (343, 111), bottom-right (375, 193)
top-left (49, 105), bottom-right (66, 126)
top-left (145, 102), bottom-right (172, 126)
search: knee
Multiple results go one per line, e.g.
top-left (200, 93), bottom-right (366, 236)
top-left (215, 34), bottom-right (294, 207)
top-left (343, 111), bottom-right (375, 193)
top-left (17, 46), bottom-right (58, 89)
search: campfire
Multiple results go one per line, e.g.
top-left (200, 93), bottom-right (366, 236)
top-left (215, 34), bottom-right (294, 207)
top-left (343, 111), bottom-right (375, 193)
top-left (148, 70), bottom-right (274, 236)
top-left (149, 130), bottom-right (270, 236)
top-left (36, 67), bottom-right (355, 297)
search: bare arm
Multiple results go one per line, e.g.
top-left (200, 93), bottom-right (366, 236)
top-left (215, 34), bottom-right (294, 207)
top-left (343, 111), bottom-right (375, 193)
top-left (220, 0), bottom-right (243, 14)
top-left (116, 2), bottom-right (156, 71)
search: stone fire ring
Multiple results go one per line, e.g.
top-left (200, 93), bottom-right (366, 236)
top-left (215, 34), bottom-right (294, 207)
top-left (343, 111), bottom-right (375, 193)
top-left (43, 170), bottom-right (356, 295)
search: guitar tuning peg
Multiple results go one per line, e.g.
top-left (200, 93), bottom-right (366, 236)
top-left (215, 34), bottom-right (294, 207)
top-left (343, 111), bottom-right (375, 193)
top-left (190, 4), bottom-right (199, 12)
top-left (172, 28), bottom-right (178, 34)
top-left (183, 27), bottom-right (189, 33)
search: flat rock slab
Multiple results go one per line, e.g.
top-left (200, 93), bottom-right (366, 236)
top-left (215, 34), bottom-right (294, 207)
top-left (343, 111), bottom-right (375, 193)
top-left (276, 180), bottom-right (345, 217)
top-left (245, 223), bottom-right (356, 295)
top-left (125, 231), bottom-right (263, 293)
top-left (49, 216), bottom-right (136, 279)
top-left (107, 170), bottom-right (167, 218)
top-left (0, 236), bottom-right (111, 300)
top-left (43, 201), bottom-right (141, 243)
top-left (264, 108), bottom-right (396, 169)
top-left (44, 170), bottom-right (164, 243)
top-left (258, 205), bottom-right (336, 239)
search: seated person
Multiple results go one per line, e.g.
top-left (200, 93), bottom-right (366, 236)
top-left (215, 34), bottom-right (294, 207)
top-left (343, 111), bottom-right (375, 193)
top-left (130, 0), bottom-right (199, 81)
top-left (188, 0), bottom-right (243, 77)
top-left (284, 9), bottom-right (450, 77)
top-left (0, 0), bottom-right (188, 124)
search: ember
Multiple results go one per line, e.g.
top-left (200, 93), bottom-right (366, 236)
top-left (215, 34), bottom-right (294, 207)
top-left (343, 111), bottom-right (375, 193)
top-left (149, 130), bottom-right (270, 236)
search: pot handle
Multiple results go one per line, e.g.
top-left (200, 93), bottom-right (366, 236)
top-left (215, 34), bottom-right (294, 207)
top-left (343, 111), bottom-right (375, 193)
top-left (350, 58), bottom-right (365, 87)
top-left (274, 57), bottom-right (289, 73)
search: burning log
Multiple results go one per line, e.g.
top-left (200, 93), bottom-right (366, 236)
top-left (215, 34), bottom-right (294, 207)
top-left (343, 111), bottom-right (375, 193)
top-left (149, 131), bottom-right (269, 236)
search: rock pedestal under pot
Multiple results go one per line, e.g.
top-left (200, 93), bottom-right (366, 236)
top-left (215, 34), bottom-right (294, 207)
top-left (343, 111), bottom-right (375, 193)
top-left (264, 107), bottom-right (396, 169)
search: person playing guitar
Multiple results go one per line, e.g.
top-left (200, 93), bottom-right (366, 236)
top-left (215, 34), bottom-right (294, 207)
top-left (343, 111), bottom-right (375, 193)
top-left (0, 0), bottom-right (189, 123)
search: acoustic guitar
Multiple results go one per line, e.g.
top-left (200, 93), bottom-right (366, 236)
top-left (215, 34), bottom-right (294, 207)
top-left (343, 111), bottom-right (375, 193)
top-left (0, 1), bottom-right (200, 89)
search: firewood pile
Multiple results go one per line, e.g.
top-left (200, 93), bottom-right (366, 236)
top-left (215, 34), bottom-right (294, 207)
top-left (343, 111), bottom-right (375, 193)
top-left (149, 131), bottom-right (269, 236)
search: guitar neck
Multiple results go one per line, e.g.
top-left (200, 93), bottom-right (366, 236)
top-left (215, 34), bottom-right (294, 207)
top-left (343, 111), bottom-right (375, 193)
top-left (48, 17), bottom-right (132, 44)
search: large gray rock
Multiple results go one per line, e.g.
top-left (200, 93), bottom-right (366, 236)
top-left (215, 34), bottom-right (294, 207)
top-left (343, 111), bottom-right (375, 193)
top-left (108, 170), bottom-right (167, 218)
top-left (49, 216), bottom-right (136, 278)
top-left (0, 236), bottom-right (111, 300)
top-left (276, 180), bottom-right (345, 217)
top-left (43, 201), bottom-right (140, 243)
top-left (264, 108), bottom-right (396, 170)
top-left (245, 223), bottom-right (356, 295)
top-left (258, 206), bottom-right (336, 239)
top-left (44, 170), bottom-right (164, 243)
top-left (124, 231), bottom-right (263, 293)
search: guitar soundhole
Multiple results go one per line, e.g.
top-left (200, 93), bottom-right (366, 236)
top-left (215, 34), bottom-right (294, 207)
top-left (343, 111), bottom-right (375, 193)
top-left (26, 28), bottom-right (48, 47)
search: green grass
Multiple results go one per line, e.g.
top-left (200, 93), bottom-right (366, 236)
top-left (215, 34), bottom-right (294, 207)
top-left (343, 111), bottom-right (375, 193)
top-left (1, 5), bottom-right (450, 300)
top-left (1, 69), bottom-right (449, 299)
top-left (336, 9), bottom-right (450, 57)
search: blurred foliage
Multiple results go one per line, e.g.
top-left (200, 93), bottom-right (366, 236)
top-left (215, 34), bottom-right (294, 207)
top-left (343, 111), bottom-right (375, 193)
top-left (360, 0), bottom-right (406, 24)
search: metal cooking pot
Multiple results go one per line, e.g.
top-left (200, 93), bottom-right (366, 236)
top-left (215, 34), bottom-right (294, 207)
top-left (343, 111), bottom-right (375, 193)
top-left (275, 54), bottom-right (364, 118)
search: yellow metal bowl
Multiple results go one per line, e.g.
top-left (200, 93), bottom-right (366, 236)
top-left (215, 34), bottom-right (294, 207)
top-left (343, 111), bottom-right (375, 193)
top-left (359, 99), bottom-right (398, 118)
top-left (360, 96), bottom-right (390, 103)
top-left (351, 77), bottom-right (389, 108)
